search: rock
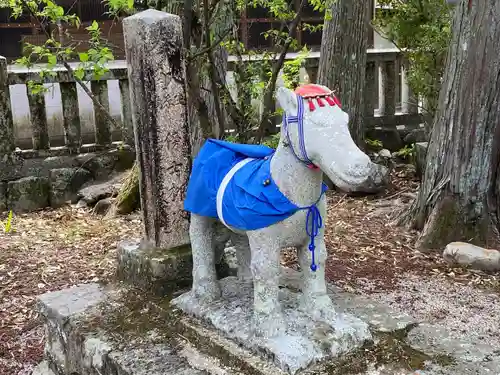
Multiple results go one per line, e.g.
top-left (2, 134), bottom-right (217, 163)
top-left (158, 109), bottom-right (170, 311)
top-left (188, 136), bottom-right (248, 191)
top-left (7, 176), bottom-right (49, 212)
top-left (378, 149), bottom-right (392, 158)
top-left (116, 238), bottom-right (193, 295)
top-left (374, 149), bottom-right (394, 169)
top-left (403, 128), bottom-right (427, 144)
top-left (414, 142), bottom-right (428, 178)
top-left (93, 197), bottom-right (113, 215)
top-left (75, 147), bottom-right (135, 181)
top-left (49, 167), bottom-right (93, 208)
top-left (0, 181), bottom-right (6, 212)
top-left (365, 129), bottom-right (404, 152)
top-left (407, 322), bottom-right (500, 365)
top-left (443, 242), bottom-right (500, 272)
top-left (123, 9), bottom-right (191, 250)
top-left (77, 172), bottom-right (125, 206)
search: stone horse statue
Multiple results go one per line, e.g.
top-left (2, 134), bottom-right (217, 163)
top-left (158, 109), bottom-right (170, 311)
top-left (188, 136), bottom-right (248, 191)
top-left (182, 84), bottom-right (388, 337)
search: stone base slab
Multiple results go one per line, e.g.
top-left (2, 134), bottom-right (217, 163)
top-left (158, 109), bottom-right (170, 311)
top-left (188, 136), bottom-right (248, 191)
top-left (171, 275), bottom-right (373, 374)
top-left (36, 283), bottom-right (205, 375)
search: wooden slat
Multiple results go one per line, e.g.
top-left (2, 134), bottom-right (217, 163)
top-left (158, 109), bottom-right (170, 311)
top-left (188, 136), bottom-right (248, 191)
top-left (8, 65), bottom-right (128, 85)
top-left (118, 78), bottom-right (134, 145)
top-left (60, 82), bottom-right (81, 149)
top-left (0, 56), bottom-right (14, 155)
top-left (364, 61), bottom-right (377, 117)
top-left (91, 80), bottom-right (111, 145)
top-left (401, 62), bottom-right (419, 114)
top-left (379, 60), bottom-right (396, 116)
top-left (26, 86), bottom-right (49, 150)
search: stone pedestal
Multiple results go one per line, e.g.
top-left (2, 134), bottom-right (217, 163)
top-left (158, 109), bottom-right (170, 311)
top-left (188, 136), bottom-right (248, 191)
top-left (116, 239), bottom-right (193, 295)
top-left (123, 10), bottom-right (191, 250)
top-left (171, 270), bottom-right (374, 375)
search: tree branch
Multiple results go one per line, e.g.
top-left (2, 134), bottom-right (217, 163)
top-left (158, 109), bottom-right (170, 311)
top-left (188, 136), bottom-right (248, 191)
top-left (20, 0), bottom-right (120, 131)
top-left (256, 0), bottom-right (307, 142)
top-left (188, 26), bottom-right (231, 61)
top-left (202, 0), bottom-right (225, 137)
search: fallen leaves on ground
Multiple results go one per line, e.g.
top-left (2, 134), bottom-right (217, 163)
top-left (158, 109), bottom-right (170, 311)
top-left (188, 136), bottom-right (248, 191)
top-left (0, 207), bottom-right (142, 375)
top-left (1, 165), bottom-right (499, 374)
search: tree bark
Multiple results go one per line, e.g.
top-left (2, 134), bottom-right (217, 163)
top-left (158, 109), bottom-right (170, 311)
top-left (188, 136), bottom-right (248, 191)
top-left (317, 0), bottom-right (371, 148)
top-left (408, 0), bottom-right (500, 251)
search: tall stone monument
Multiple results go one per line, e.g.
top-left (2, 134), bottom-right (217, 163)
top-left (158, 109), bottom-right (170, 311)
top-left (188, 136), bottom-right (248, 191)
top-left (123, 9), bottom-right (191, 249)
top-left (118, 10), bottom-right (193, 291)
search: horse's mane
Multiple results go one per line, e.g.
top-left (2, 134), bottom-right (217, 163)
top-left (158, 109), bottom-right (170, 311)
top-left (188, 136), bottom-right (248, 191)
top-left (294, 84), bottom-right (341, 112)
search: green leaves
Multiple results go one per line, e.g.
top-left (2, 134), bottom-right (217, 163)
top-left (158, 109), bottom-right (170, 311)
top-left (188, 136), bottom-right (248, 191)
top-left (79, 52), bottom-right (89, 62)
top-left (373, 0), bottom-right (453, 115)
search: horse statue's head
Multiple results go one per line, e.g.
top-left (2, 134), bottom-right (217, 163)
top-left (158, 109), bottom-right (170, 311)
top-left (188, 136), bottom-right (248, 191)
top-left (276, 84), bottom-right (388, 192)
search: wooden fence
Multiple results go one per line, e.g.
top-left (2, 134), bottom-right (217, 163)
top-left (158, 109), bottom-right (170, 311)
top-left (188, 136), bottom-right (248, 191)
top-left (0, 48), bottom-right (423, 158)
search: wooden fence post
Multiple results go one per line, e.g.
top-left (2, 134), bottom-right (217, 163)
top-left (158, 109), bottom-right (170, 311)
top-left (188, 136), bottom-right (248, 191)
top-left (0, 56), bottom-right (15, 155)
top-left (60, 82), bottom-right (82, 150)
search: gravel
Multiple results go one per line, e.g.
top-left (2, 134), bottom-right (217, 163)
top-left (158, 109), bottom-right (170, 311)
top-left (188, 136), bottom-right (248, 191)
top-left (360, 273), bottom-right (500, 350)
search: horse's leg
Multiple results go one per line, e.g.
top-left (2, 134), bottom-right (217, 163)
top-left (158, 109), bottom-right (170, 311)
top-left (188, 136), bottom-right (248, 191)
top-left (298, 232), bottom-right (336, 322)
top-left (247, 230), bottom-right (286, 337)
top-left (190, 213), bottom-right (221, 302)
top-left (230, 233), bottom-right (252, 283)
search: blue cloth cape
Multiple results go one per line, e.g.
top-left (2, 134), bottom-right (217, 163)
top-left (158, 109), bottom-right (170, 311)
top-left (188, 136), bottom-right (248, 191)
top-left (184, 139), bottom-right (326, 231)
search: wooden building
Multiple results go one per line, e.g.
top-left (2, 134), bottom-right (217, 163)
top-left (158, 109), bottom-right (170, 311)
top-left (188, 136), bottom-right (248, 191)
top-left (0, 1), bottom-right (378, 62)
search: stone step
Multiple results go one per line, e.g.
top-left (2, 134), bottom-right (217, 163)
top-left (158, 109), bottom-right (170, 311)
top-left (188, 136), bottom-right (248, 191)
top-left (34, 271), bottom-right (500, 375)
top-left (36, 282), bottom-right (205, 375)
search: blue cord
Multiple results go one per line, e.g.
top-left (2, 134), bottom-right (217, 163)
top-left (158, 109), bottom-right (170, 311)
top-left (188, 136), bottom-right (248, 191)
top-left (297, 189), bottom-right (325, 272)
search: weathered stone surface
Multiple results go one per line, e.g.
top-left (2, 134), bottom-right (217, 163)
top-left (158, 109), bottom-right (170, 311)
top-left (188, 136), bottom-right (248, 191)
top-left (123, 10), bottom-right (191, 249)
top-left (32, 361), bottom-right (57, 375)
top-left (442, 241), bottom-right (500, 272)
top-left (36, 283), bottom-right (204, 375)
top-left (7, 176), bottom-right (49, 212)
top-left (172, 276), bottom-right (373, 375)
top-left (0, 181), bottom-right (6, 212)
top-left (407, 323), bottom-right (500, 372)
top-left (117, 238), bottom-right (193, 295)
top-left (414, 142), bottom-right (428, 178)
top-left (279, 267), bottom-right (416, 333)
top-left (77, 172), bottom-right (125, 206)
top-left (403, 128), bottom-right (427, 144)
top-left (92, 197), bottom-right (113, 215)
top-left (75, 146), bottom-right (135, 180)
top-left (49, 167), bottom-right (93, 208)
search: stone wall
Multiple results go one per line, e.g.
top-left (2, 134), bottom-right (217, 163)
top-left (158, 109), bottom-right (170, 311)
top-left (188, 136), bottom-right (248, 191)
top-left (0, 145), bottom-right (135, 213)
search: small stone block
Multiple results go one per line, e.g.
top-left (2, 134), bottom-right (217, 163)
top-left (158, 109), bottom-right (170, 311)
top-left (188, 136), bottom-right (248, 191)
top-left (36, 283), bottom-right (204, 375)
top-left (117, 238), bottom-right (193, 295)
top-left (171, 276), bottom-right (373, 375)
top-left (7, 176), bottom-right (49, 212)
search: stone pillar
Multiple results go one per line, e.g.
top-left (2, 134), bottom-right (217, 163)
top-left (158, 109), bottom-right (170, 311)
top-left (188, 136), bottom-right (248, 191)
top-left (123, 9), bottom-right (192, 250)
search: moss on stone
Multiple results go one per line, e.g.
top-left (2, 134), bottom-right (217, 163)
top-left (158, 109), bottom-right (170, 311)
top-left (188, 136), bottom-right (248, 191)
top-left (7, 176), bottom-right (49, 212)
top-left (324, 332), bottom-right (454, 375)
top-left (79, 286), bottom-right (182, 346)
top-left (113, 161), bottom-right (140, 215)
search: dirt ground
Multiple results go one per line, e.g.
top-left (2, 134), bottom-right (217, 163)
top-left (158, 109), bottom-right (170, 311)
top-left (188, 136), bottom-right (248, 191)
top-left (0, 164), bottom-right (499, 375)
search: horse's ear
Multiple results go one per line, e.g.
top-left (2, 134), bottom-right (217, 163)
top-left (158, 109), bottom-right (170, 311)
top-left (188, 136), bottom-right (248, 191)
top-left (276, 87), bottom-right (297, 114)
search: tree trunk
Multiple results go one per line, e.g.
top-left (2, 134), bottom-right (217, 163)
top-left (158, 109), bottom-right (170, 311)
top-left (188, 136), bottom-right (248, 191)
top-left (409, 0), bottom-right (500, 251)
top-left (317, 0), bottom-right (370, 148)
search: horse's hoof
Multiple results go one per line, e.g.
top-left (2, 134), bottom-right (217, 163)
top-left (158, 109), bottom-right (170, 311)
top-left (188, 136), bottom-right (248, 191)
top-left (193, 280), bottom-right (222, 304)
